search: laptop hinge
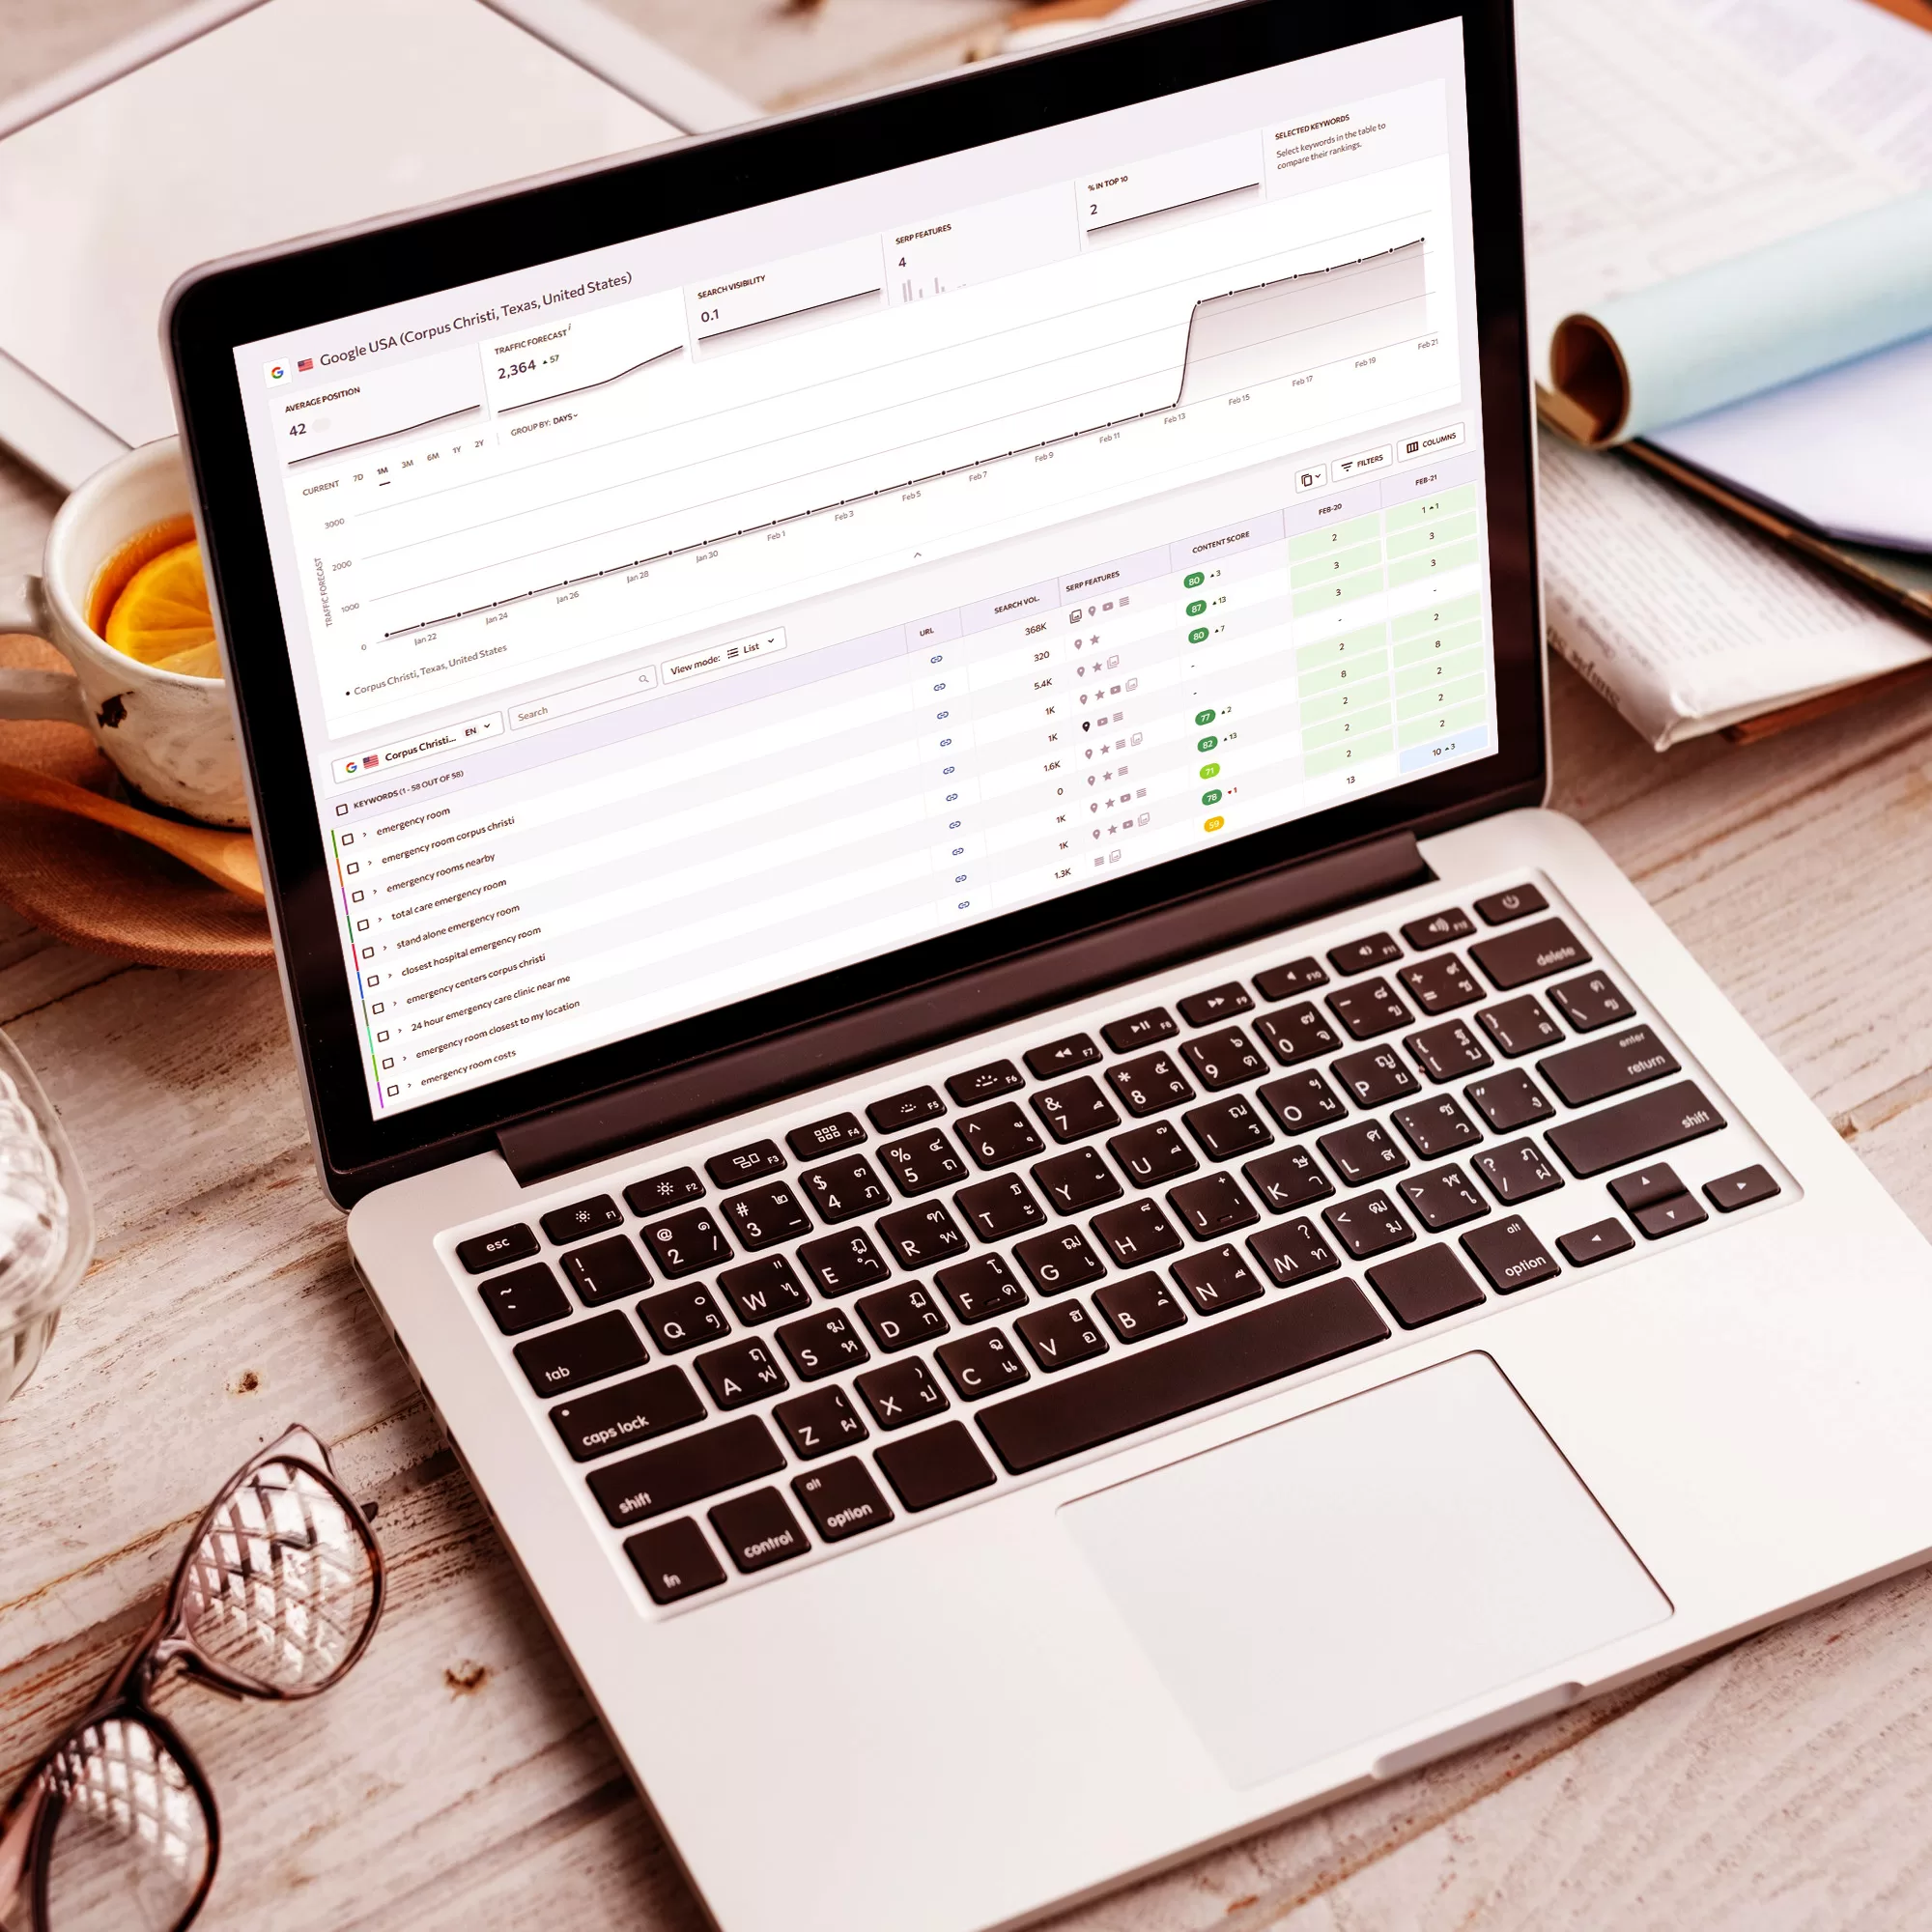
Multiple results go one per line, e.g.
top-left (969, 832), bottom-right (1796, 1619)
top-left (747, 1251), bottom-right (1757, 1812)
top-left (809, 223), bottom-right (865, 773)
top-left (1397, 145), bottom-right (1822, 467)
top-left (498, 830), bottom-right (1432, 1186)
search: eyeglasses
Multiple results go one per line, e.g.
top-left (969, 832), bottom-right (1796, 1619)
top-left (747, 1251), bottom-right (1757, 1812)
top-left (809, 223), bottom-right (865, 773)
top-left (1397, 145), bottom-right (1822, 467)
top-left (0, 1426), bottom-right (384, 1932)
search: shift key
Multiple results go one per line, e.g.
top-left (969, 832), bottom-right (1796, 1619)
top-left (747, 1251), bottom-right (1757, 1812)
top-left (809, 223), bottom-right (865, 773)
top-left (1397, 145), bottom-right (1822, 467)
top-left (1546, 1080), bottom-right (1725, 1178)
top-left (586, 1415), bottom-right (784, 1527)
top-left (1539, 1025), bottom-right (1679, 1107)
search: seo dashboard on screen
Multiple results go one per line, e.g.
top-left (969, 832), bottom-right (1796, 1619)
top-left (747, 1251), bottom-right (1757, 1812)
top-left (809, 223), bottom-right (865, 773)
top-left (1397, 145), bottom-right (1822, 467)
top-left (241, 17), bottom-right (1496, 1118)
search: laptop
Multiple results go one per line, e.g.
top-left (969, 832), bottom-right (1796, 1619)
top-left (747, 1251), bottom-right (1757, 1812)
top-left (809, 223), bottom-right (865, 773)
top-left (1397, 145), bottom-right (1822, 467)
top-left (163, 2), bottom-right (1932, 1925)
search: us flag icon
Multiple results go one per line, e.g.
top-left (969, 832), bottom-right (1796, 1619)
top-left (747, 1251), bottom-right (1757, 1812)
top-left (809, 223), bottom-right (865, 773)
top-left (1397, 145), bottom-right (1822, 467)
top-left (298, 357), bottom-right (314, 371)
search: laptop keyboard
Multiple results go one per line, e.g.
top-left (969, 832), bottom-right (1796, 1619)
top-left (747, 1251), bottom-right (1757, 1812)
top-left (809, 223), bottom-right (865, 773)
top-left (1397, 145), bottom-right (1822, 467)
top-left (442, 873), bottom-right (1789, 1609)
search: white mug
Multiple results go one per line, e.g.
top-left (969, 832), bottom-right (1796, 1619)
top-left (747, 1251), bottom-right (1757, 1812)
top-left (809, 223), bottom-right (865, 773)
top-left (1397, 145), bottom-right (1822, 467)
top-left (0, 438), bottom-right (248, 827)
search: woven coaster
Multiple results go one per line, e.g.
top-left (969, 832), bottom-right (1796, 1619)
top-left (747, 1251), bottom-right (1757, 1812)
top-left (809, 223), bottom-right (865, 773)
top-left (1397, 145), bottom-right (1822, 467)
top-left (0, 637), bottom-right (271, 970)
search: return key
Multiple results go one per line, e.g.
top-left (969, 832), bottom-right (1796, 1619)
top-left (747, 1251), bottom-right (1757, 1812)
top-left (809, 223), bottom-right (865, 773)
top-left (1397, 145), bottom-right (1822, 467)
top-left (1539, 1024), bottom-right (1680, 1108)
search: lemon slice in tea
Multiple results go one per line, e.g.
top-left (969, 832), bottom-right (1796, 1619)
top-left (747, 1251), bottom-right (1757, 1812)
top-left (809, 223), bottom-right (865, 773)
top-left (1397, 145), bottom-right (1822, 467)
top-left (103, 539), bottom-right (218, 675)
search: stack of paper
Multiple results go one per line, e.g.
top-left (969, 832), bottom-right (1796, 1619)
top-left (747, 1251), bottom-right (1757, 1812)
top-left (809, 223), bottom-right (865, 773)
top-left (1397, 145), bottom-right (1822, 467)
top-left (1518, 0), bottom-right (1932, 746)
top-left (1537, 431), bottom-right (1932, 745)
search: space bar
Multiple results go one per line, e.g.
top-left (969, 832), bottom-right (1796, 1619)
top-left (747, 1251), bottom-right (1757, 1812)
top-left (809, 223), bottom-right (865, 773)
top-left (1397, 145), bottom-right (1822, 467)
top-left (977, 1278), bottom-right (1390, 1474)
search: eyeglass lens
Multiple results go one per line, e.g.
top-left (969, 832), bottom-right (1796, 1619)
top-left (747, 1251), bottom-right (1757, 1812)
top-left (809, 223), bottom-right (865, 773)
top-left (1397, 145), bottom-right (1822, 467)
top-left (29, 1715), bottom-right (212, 1932)
top-left (176, 1456), bottom-right (378, 1695)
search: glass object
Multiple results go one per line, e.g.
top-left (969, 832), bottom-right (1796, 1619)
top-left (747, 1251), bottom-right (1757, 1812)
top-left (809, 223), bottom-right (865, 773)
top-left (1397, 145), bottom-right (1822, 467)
top-left (0, 1426), bottom-right (384, 1931)
top-left (0, 1031), bottom-right (93, 1404)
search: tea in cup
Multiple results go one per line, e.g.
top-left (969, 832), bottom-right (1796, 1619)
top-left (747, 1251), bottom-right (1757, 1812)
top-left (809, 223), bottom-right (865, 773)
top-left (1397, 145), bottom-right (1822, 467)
top-left (91, 516), bottom-right (221, 680)
top-left (0, 438), bottom-right (247, 826)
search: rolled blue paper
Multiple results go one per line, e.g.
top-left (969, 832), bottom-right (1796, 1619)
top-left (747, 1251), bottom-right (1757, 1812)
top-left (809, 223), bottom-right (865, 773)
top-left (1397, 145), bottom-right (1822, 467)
top-left (1558, 190), bottom-right (1932, 443)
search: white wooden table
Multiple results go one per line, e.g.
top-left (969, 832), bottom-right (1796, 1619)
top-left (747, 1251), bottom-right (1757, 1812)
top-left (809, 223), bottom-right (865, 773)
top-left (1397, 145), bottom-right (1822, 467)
top-left (9, 7), bottom-right (1932, 1927)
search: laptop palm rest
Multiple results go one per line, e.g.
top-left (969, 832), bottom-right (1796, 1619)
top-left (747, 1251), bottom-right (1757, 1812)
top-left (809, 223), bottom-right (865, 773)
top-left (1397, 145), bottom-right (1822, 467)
top-left (1060, 1352), bottom-right (1670, 1789)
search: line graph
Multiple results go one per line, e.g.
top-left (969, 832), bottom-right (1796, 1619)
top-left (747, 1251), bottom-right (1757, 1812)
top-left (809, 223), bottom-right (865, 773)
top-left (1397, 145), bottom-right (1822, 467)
top-left (1178, 242), bottom-right (1424, 400)
top-left (286, 403), bottom-right (481, 469)
top-left (697, 288), bottom-right (884, 358)
top-left (1089, 182), bottom-right (1261, 247)
top-left (496, 346), bottom-right (685, 417)
top-left (376, 241), bottom-right (1428, 637)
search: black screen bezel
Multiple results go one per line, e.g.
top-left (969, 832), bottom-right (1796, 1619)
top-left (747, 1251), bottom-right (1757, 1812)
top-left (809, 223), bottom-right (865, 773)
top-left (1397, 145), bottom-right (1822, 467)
top-left (167, 0), bottom-right (1544, 1204)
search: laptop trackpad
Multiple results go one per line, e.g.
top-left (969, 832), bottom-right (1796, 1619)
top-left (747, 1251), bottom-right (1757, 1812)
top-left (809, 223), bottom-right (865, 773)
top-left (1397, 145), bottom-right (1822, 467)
top-left (1060, 1352), bottom-right (1670, 1789)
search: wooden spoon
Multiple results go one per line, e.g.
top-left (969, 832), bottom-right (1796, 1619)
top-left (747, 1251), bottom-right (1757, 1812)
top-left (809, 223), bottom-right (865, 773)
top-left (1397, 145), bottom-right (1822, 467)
top-left (0, 763), bottom-right (264, 907)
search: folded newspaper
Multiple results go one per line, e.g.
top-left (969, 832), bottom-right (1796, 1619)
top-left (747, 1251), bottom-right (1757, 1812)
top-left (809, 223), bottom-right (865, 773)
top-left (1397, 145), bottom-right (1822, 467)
top-left (1518, 0), bottom-right (1932, 748)
top-left (1537, 432), bottom-right (1932, 747)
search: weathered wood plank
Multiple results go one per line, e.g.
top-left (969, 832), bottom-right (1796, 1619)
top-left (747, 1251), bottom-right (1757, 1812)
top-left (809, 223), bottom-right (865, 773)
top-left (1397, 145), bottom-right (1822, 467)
top-left (5, 961), bottom-right (302, 1232)
top-left (1284, 1560), bottom-right (1932, 1931)
top-left (0, 909), bottom-right (128, 1027)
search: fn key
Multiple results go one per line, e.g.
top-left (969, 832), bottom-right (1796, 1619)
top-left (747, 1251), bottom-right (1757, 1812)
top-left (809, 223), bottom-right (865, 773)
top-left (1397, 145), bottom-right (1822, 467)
top-left (624, 1519), bottom-right (725, 1605)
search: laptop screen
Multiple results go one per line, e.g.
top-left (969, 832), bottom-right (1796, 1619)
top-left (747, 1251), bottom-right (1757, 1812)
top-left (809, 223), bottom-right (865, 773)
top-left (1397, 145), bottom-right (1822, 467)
top-left (234, 16), bottom-right (1494, 1122)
